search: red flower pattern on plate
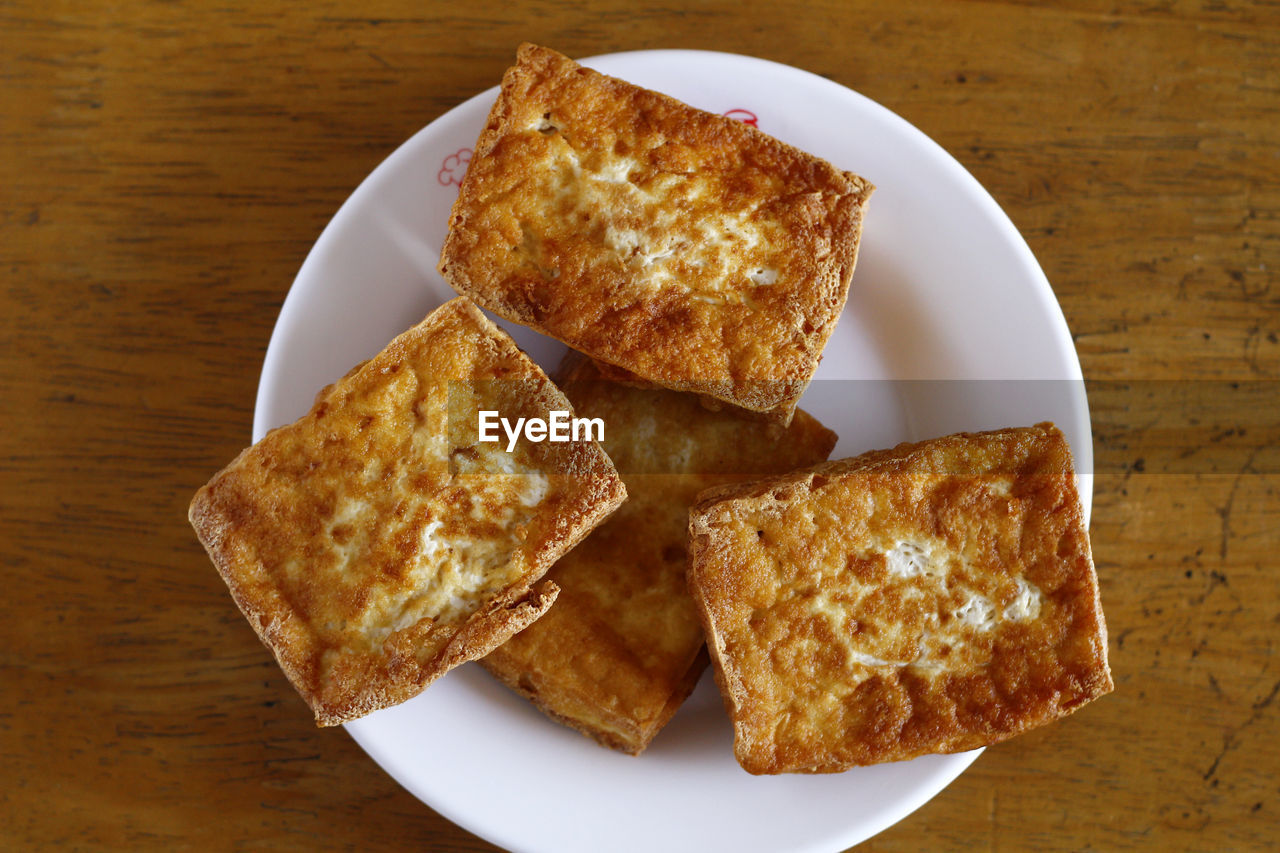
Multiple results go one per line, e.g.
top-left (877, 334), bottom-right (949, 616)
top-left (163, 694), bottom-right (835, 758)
top-left (438, 148), bottom-right (473, 186)
top-left (722, 108), bottom-right (759, 127)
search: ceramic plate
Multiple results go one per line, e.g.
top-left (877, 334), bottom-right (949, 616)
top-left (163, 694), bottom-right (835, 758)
top-left (253, 49), bottom-right (1091, 853)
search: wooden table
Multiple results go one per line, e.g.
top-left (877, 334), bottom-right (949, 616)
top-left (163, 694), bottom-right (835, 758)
top-left (3, 2), bottom-right (1276, 849)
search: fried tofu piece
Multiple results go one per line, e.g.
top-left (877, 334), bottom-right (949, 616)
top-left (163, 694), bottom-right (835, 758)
top-left (481, 357), bottom-right (837, 753)
top-left (189, 298), bottom-right (625, 726)
top-left (439, 43), bottom-right (873, 425)
top-left (688, 424), bottom-right (1112, 773)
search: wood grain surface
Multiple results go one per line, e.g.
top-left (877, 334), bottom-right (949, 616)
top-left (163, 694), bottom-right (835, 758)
top-left (2, 1), bottom-right (1276, 850)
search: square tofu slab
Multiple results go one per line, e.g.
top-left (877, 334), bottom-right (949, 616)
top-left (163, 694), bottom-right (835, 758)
top-left (480, 356), bottom-right (837, 753)
top-left (439, 43), bottom-right (873, 425)
top-left (687, 424), bottom-right (1112, 773)
top-left (189, 298), bottom-right (625, 725)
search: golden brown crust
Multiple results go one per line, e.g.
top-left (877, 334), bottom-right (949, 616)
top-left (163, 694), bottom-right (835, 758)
top-left (480, 357), bottom-right (838, 753)
top-left (687, 423), bottom-right (1112, 773)
top-left (188, 297), bottom-right (625, 726)
top-left (439, 43), bottom-right (873, 425)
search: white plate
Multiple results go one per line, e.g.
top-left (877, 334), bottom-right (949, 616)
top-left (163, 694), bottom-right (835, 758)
top-left (254, 49), bottom-right (1091, 853)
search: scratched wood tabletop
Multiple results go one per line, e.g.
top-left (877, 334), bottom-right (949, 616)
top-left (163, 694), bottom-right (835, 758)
top-left (3, 0), bottom-right (1276, 849)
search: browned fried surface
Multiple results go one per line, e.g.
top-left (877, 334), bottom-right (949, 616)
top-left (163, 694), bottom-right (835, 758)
top-left (688, 423), bottom-right (1112, 773)
top-left (481, 357), bottom-right (837, 752)
top-left (188, 298), bottom-right (625, 726)
top-left (439, 43), bottom-right (873, 423)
